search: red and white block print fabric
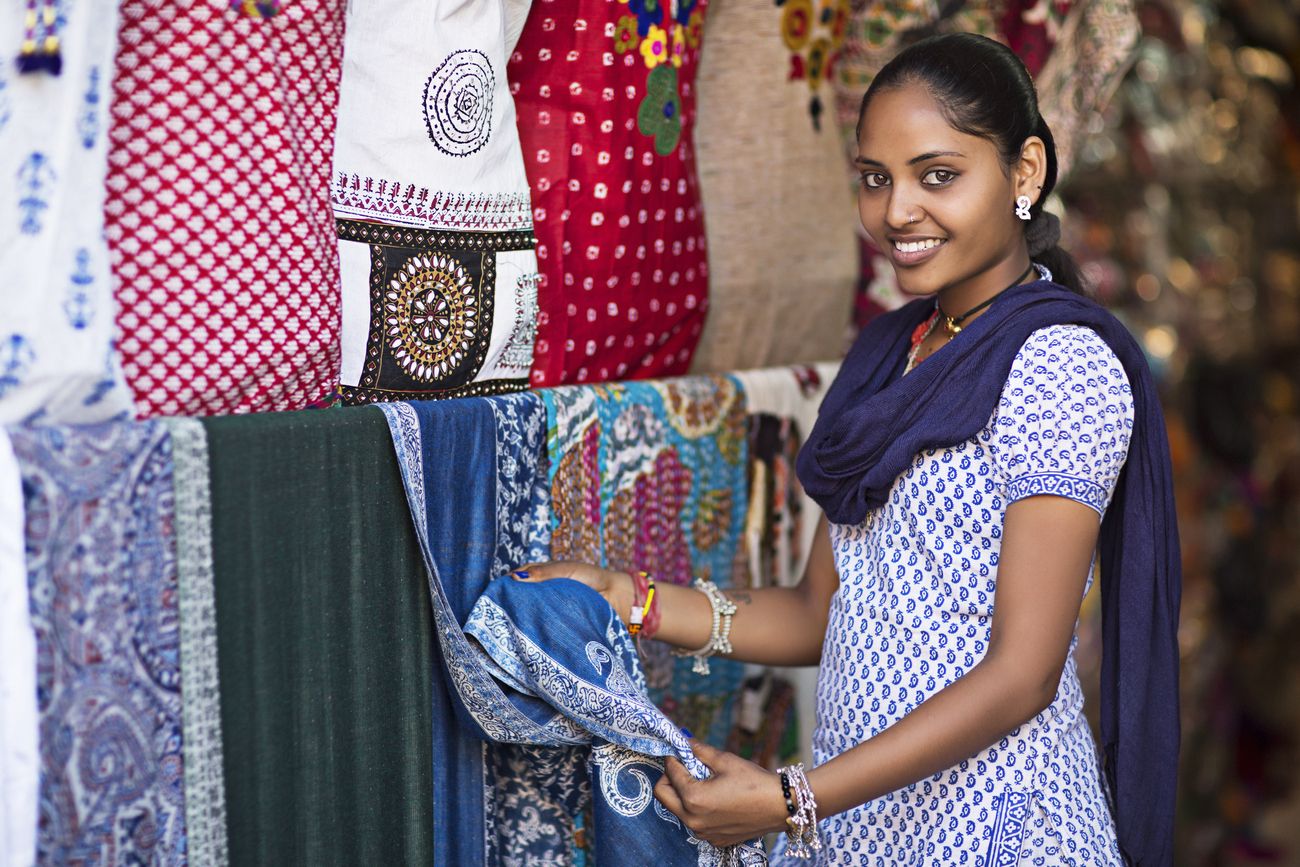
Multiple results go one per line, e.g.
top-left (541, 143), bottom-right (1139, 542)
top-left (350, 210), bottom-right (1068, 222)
top-left (509, 0), bottom-right (710, 387)
top-left (105, 0), bottom-right (346, 417)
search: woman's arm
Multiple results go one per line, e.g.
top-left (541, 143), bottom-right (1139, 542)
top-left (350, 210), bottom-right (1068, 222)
top-left (517, 514), bottom-right (840, 667)
top-left (655, 494), bottom-right (1103, 845)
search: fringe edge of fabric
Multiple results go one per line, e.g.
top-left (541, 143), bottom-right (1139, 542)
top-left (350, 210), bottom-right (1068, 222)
top-left (165, 418), bottom-right (230, 867)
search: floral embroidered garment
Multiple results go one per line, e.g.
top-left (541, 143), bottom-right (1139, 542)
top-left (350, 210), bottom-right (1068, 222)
top-left (0, 429), bottom-right (37, 867)
top-left (379, 393), bottom-right (763, 865)
top-left (541, 377), bottom-right (750, 743)
top-left (12, 422), bottom-right (187, 864)
top-left (510, 0), bottom-right (711, 386)
top-left (0, 0), bottom-right (134, 425)
top-left (105, 0), bottom-right (346, 416)
top-left (332, 0), bottom-right (540, 404)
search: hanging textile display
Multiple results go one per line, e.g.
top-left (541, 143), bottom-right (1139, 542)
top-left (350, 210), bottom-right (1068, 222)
top-left (12, 422), bottom-right (187, 865)
top-left (203, 408), bottom-right (435, 866)
top-left (379, 395), bottom-right (764, 866)
top-left (510, 0), bottom-right (711, 387)
top-left (331, 0), bottom-right (541, 405)
top-left (0, 0), bottom-right (134, 425)
top-left (164, 418), bottom-right (228, 867)
top-left (0, 430), bottom-right (37, 867)
top-left (690, 0), bottom-right (858, 375)
top-left (541, 377), bottom-right (750, 743)
top-left (105, 0), bottom-right (347, 417)
top-left (1035, 0), bottom-right (1140, 182)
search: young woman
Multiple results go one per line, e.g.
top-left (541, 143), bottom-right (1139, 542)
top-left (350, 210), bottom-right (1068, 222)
top-left (519, 33), bottom-right (1180, 866)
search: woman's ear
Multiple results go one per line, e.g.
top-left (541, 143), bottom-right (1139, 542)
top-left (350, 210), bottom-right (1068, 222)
top-left (1015, 137), bottom-right (1049, 205)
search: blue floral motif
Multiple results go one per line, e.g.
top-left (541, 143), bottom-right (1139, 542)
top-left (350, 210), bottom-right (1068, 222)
top-left (77, 65), bottom-right (101, 149)
top-left (17, 152), bottom-right (56, 235)
top-left (0, 65), bottom-right (11, 132)
top-left (629, 0), bottom-right (663, 36)
top-left (674, 0), bottom-right (697, 25)
top-left (64, 247), bottom-right (95, 329)
top-left (0, 333), bottom-right (36, 398)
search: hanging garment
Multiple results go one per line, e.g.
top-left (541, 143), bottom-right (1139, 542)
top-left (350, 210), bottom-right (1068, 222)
top-left (510, 0), bottom-right (711, 386)
top-left (332, 0), bottom-right (541, 405)
top-left (1035, 0), bottom-right (1140, 182)
top-left (164, 418), bottom-right (227, 867)
top-left (105, 0), bottom-right (347, 417)
top-left (541, 377), bottom-right (750, 743)
top-left (202, 407), bottom-right (435, 866)
top-left (690, 0), bottom-right (857, 375)
top-left (12, 422), bottom-right (186, 865)
top-left (0, 0), bottom-right (134, 425)
top-left (378, 395), bottom-right (764, 866)
top-left (0, 429), bottom-right (37, 867)
top-left (798, 281), bottom-right (1181, 866)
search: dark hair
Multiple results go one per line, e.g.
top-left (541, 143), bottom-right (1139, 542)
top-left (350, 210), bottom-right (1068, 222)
top-left (856, 32), bottom-right (1086, 294)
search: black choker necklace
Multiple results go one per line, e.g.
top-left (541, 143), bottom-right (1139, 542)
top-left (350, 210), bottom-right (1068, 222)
top-left (937, 264), bottom-right (1036, 337)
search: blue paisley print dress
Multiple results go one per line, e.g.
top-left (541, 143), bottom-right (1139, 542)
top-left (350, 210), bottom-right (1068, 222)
top-left (790, 325), bottom-right (1133, 866)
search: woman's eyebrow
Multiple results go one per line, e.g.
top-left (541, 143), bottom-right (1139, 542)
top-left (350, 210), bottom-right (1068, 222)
top-left (854, 150), bottom-right (966, 168)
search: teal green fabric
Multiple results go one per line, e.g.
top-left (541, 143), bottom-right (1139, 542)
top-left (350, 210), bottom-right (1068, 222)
top-left (204, 407), bottom-right (434, 866)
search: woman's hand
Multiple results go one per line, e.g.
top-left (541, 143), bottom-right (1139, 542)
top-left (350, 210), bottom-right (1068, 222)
top-left (654, 741), bottom-right (790, 847)
top-left (513, 561), bottom-right (636, 625)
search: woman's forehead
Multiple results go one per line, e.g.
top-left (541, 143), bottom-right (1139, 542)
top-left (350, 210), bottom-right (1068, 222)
top-left (857, 85), bottom-right (992, 163)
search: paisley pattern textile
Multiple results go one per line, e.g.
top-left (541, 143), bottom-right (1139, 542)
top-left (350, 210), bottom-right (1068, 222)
top-left (0, 0), bottom-right (134, 424)
top-left (13, 422), bottom-right (187, 865)
top-left (510, 0), bottom-right (711, 386)
top-left (333, 0), bottom-right (540, 404)
top-left (541, 377), bottom-right (750, 744)
top-left (786, 326), bottom-right (1132, 865)
top-left (106, 0), bottom-right (347, 417)
top-left (378, 395), bottom-right (764, 865)
top-left (0, 430), bottom-right (38, 867)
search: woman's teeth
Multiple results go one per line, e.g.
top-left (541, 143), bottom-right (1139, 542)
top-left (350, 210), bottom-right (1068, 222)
top-left (894, 239), bottom-right (945, 253)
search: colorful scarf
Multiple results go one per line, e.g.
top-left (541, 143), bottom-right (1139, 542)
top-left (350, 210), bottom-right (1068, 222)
top-left (797, 281), bottom-right (1181, 866)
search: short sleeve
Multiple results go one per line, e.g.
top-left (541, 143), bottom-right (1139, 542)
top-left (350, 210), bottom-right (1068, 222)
top-left (991, 325), bottom-right (1135, 516)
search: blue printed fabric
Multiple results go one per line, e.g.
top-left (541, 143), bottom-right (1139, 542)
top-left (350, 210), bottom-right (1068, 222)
top-left (378, 394), bottom-right (764, 866)
top-left (12, 421), bottom-right (186, 864)
top-left (541, 377), bottom-right (750, 745)
top-left (797, 326), bottom-right (1132, 866)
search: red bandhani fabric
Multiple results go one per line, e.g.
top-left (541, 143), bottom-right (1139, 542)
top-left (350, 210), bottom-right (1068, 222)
top-left (509, 0), bottom-right (710, 387)
top-left (105, 0), bottom-right (346, 417)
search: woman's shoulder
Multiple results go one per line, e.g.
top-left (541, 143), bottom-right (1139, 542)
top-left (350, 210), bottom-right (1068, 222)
top-left (1006, 323), bottom-right (1134, 408)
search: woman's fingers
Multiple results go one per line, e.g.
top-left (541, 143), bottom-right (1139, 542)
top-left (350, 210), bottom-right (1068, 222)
top-left (653, 768), bottom-right (687, 817)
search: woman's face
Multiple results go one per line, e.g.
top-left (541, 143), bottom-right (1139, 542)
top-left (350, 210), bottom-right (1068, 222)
top-left (855, 81), bottom-right (1033, 299)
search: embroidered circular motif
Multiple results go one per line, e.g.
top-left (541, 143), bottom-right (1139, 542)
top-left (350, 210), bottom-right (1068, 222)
top-left (385, 254), bottom-right (479, 381)
top-left (423, 49), bottom-right (495, 157)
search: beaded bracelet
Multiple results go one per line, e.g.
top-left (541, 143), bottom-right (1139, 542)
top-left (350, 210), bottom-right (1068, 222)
top-left (776, 763), bottom-right (821, 859)
top-left (673, 579), bottom-right (737, 676)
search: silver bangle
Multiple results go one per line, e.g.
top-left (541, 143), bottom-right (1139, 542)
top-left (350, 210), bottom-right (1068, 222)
top-left (673, 578), bottom-right (737, 676)
top-left (777, 762), bottom-right (821, 859)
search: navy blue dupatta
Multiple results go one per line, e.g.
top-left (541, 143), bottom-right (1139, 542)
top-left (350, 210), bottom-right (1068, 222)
top-left (796, 281), bottom-right (1181, 867)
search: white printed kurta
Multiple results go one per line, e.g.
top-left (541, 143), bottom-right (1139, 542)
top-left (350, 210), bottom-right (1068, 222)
top-left (792, 325), bottom-right (1134, 866)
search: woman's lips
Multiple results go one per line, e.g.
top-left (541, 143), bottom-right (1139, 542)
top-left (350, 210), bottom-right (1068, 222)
top-left (890, 238), bottom-right (947, 267)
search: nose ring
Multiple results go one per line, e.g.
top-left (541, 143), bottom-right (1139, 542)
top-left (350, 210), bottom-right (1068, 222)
top-left (908, 214), bottom-right (919, 224)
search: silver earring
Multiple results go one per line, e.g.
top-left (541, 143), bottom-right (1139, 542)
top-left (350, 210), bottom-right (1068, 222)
top-left (1015, 195), bottom-right (1032, 221)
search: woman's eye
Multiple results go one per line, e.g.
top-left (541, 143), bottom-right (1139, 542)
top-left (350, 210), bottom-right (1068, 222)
top-left (860, 172), bottom-right (888, 189)
top-left (922, 169), bottom-right (957, 186)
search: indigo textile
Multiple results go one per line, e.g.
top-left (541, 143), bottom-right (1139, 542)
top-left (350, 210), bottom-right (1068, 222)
top-left (380, 393), bottom-right (765, 866)
top-left (798, 281), bottom-right (1181, 867)
top-left (14, 422), bottom-right (186, 865)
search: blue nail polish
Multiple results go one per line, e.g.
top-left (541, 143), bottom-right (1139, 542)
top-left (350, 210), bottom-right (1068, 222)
top-left (680, 727), bottom-right (693, 739)
top-left (513, 570), bottom-right (529, 579)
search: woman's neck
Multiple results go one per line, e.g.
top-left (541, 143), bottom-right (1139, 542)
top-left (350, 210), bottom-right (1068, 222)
top-left (935, 253), bottom-right (1035, 322)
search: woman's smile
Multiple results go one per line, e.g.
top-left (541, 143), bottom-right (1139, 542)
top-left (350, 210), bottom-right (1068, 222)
top-left (888, 236), bottom-right (947, 266)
